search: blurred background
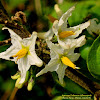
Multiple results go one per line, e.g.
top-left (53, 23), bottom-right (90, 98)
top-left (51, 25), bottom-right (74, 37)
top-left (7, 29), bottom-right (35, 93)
top-left (0, 0), bottom-right (100, 100)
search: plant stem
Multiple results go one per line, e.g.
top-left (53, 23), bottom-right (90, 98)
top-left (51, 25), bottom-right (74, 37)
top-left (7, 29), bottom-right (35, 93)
top-left (9, 87), bottom-right (19, 100)
top-left (0, 0), bottom-right (30, 38)
top-left (0, 38), bottom-right (11, 46)
top-left (65, 67), bottom-right (100, 97)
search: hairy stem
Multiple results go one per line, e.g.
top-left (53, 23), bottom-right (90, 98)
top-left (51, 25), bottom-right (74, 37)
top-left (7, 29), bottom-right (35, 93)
top-left (0, 38), bottom-right (11, 46)
top-left (65, 68), bottom-right (100, 97)
top-left (0, 1), bottom-right (30, 38)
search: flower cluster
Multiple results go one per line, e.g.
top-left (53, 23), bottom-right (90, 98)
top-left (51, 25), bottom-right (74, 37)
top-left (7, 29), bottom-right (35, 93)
top-left (0, 4), bottom-right (90, 90)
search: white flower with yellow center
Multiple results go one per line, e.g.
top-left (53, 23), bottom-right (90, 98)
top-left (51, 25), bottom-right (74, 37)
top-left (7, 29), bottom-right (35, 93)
top-left (53, 6), bottom-right (90, 49)
top-left (36, 40), bottom-right (80, 84)
top-left (0, 27), bottom-right (43, 83)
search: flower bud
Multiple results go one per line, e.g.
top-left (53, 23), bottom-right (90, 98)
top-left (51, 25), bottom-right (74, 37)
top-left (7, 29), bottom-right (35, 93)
top-left (54, 4), bottom-right (62, 18)
top-left (11, 72), bottom-right (20, 80)
top-left (27, 76), bottom-right (34, 91)
top-left (15, 77), bottom-right (24, 89)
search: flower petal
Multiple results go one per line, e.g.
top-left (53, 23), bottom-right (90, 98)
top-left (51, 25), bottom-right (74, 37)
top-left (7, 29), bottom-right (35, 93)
top-left (67, 53), bottom-right (80, 62)
top-left (58, 37), bottom-right (77, 49)
top-left (76, 35), bottom-right (86, 47)
top-left (37, 28), bottom-right (54, 40)
top-left (22, 31), bottom-right (37, 50)
top-left (52, 20), bottom-right (59, 36)
top-left (87, 18), bottom-right (100, 35)
top-left (46, 39), bottom-right (63, 57)
top-left (17, 56), bottom-right (31, 83)
top-left (66, 47), bottom-right (80, 62)
top-left (58, 6), bottom-right (75, 30)
top-left (2, 27), bottom-right (22, 48)
top-left (58, 35), bottom-right (86, 49)
top-left (36, 59), bottom-right (59, 77)
top-left (56, 63), bottom-right (67, 84)
top-left (64, 21), bottom-right (90, 39)
top-left (0, 45), bottom-right (20, 61)
top-left (29, 51), bottom-right (43, 67)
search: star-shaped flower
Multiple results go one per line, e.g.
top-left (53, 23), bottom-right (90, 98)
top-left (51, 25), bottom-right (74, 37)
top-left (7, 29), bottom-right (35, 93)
top-left (0, 27), bottom-right (43, 83)
top-left (38, 5), bottom-right (90, 49)
top-left (36, 40), bottom-right (80, 84)
top-left (52, 6), bottom-right (90, 49)
top-left (37, 4), bottom-right (63, 40)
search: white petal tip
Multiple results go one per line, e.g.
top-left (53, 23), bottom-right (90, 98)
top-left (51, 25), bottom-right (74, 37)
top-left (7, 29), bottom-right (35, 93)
top-left (69, 5), bottom-right (75, 11)
top-left (72, 5), bottom-right (75, 9)
top-left (37, 61), bottom-right (43, 67)
top-left (36, 74), bottom-right (39, 77)
top-left (85, 21), bottom-right (91, 27)
top-left (36, 73), bottom-right (41, 77)
top-left (2, 27), bottom-right (8, 30)
top-left (32, 31), bottom-right (37, 35)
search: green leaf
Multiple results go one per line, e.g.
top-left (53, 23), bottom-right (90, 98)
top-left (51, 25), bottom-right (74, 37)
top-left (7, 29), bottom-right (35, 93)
top-left (1, 79), bottom-right (14, 91)
top-left (80, 39), bottom-right (93, 60)
top-left (63, 77), bottom-right (89, 94)
top-left (9, 0), bottom-right (27, 8)
top-left (87, 35), bottom-right (100, 79)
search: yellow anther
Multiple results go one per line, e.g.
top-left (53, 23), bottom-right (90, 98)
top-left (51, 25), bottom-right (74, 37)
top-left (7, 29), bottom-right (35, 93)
top-left (12, 48), bottom-right (28, 62)
top-left (59, 31), bottom-right (75, 39)
top-left (61, 56), bottom-right (76, 69)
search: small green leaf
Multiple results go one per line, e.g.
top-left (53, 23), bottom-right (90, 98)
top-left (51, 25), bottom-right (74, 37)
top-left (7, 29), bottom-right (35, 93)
top-left (87, 35), bottom-right (100, 79)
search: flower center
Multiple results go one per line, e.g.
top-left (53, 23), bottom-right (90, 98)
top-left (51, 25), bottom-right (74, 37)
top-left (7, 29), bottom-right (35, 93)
top-left (61, 56), bottom-right (76, 69)
top-left (12, 48), bottom-right (28, 62)
top-left (59, 31), bottom-right (75, 39)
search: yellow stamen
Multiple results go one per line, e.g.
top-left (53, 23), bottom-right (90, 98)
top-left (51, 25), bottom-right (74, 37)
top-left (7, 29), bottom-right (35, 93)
top-left (59, 31), bottom-right (75, 39)
top-left (61, 56), bottom-right (76, 69)
top-left (12, 48), bottom-right (28, 62)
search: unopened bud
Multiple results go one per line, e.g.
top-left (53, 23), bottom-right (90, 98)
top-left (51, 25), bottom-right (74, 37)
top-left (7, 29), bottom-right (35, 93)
top-left (11, 72), bottom-right (20, 80)
top-left (15, 78), bottom-right (24, 89)
top-left (27, 76), bottom-right (34, 91)
top-left (54, 4), bottom-right (62, 18)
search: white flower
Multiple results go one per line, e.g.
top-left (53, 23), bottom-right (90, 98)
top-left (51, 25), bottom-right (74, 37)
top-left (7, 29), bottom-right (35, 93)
top-left (36, 40), bottom-right (80, 84)
top-left (52, 5), bottom-right (90, 49)
top-left (37, 4), bottom-right (63, 40)
top-left (87, 18), bottom-right (100, 36)
top-left (0, 27), bottom-right (43, 84)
